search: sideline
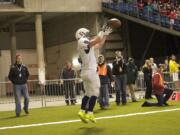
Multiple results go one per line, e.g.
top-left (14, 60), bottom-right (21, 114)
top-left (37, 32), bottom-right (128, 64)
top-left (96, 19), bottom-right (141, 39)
top-left (0, 108), bottom-right (180, 130)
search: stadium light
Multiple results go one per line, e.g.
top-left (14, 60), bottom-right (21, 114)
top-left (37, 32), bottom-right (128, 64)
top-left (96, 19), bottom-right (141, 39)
top-left (72, 57), bottom-right (80, 67)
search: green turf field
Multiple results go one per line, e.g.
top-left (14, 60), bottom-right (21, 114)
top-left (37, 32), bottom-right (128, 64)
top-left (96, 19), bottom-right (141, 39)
top-left (0, 100), bottom-right (180, 135)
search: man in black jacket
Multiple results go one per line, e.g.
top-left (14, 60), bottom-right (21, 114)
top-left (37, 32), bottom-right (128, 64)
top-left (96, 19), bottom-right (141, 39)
top-left (126, 57), bottom-right (138, 102)
top-left (60, 61), bottom-right (77, 105)
top-left (112, 51), bottom-right (127, 106)
top-left (8, 54), bottom-right (30, 117)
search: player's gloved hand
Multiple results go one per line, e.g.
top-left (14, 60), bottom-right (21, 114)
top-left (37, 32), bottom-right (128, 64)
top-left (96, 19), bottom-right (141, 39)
top-left (104, 26), bottom-right (112, 36)
top-left (97, 31), bottom-right (105, 39)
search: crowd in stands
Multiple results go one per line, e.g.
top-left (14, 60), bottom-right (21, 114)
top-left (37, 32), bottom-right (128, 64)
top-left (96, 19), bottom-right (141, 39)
top-left (102, 0), bottom-right (180, 30)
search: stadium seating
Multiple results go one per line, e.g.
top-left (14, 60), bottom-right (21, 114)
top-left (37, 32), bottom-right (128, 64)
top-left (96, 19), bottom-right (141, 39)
top-left (102, 1), bottom-right (180, 31)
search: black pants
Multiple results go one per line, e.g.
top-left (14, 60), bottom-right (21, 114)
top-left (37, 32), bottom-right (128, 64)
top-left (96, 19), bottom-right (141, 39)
top-left (143, 88), bottom-right (173, 107)
top-left (145, 79), bottom-right (152, 99)
top-left (115, 75), bottom-right (127, 105)
top-left (63, 81), bottom-right (76, 104)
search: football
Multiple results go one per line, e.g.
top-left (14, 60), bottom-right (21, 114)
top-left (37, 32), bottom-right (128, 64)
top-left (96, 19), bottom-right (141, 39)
top-left (107, 18), bottom-right (121, 29)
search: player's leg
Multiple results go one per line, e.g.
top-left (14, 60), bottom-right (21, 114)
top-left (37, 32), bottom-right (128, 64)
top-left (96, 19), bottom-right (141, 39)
top-left (78, 77), bottom-right (90, 123)
top-left (86, 73), bottom-right (100, 123)
top-left (78, 95), bottom-right (90, 123)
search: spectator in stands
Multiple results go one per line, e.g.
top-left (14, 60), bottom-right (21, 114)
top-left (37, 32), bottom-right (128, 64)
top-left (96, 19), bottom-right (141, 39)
top-left (8, 54), bottom-right (30, 117)
top-left (97, 55), bottom-right (114, 109)
top-left (138, 0), bottom-right (145, 13)
top-left (126, 57), bottom-right (138, 102)
top-left (143, 59), bottom-right (153, 99)
top-left (112, 51), bottom-right (127, 106)
top-left (152, 0), bottom-right (159, 13)
top-left (176, 7), bottom-right (180, 21)
top-left (60, 61), bottom-right (77, 105)
top-left (147, 1), bottom-right (154, 17)
top-left (142, 67), bottom-right (173, 107)
top-left (169, 9), bottom-right (177, 29)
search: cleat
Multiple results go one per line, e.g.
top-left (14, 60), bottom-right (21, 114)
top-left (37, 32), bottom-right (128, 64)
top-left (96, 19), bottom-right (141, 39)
top-left (78, 111), bottom-right (89, 123)
top-left (16, 113), bottom-right (20, 117)
top-left (23, 107), bottom-right (29, 114)
top-left (86, 113), bottom-right (96, 123)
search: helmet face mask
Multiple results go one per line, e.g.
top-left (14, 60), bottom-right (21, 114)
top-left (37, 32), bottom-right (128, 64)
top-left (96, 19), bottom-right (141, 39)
top-left (75, 28), bottom-right (90, 40)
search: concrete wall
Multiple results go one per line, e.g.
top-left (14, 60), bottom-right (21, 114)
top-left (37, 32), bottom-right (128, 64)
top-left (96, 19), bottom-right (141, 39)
top-left (45, 41), bottom-right (78, 79)
top-left (24, 0), bottom-right (102, 12)
top-left (16, 0), bottom-right (24, 7)
top-left (0, 13), bottom-right (103, 81)
top-left (0, 31), bottom-right (36, 50)
top-left (0, 49), bottom-right (38, 82)
top-left (44, 13), bottom-right (100, 47)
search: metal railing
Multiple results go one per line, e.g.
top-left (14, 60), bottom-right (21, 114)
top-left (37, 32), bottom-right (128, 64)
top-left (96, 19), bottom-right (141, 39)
top-left (0, 0), bottom-right (15, 4)
top-left (0, 79), bottom-right (85, 106)
top-left (0, 80), bottom-right (43, 105)
top-left (0, 73), bottom-right (179, 107)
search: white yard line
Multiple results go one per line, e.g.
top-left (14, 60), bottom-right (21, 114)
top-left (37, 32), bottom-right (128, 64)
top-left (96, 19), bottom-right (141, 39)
top-left (0, 108), bottom-right (180, 130)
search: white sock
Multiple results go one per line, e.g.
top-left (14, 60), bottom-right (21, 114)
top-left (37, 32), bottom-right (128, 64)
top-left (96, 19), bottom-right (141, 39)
top-left (80, 109), bottom-right (85, 112)
top-left (87, 111), bottom-right (93, 115)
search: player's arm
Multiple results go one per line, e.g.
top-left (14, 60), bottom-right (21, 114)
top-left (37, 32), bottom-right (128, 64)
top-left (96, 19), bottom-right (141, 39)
top-left (89, 35), bottom-right (107, 49)
top-left (89, 27), bottom-right (112, 48)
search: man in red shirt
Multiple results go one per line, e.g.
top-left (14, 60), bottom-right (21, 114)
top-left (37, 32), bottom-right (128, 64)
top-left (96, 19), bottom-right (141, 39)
top-left (169, 9), bottom-right (177, 29)
top-left (142, 67), bottom-right (173, 107)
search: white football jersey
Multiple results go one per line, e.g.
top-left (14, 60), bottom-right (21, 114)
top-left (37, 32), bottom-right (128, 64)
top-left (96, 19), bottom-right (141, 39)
top-left (77, 37), bottom-right (97, 71)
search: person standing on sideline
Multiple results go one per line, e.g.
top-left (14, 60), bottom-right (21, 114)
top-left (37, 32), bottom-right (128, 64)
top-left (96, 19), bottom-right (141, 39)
top-left (143, 59), bottom-right (153, 99)
top-left (76, 26), bottom-right (112, 123)
top-left (169, 54), bottom-right (180, 89)
top-left (8, 54), bottom-right (30, 117)
top-left (60, 61), bottom-right (77, 105)
top-left (126, 57), bottom-right (138, 102)
top-left (112, 51), bottom-right (127, 106)
top-left (169, 54), bottom-right (179, 80)
top-left (97, 55), bottom-right (114, 109)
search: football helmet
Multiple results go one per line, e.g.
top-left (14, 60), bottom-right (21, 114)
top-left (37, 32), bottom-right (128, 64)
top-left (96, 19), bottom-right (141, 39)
top-left (75, 28), bottom-right (90, 40)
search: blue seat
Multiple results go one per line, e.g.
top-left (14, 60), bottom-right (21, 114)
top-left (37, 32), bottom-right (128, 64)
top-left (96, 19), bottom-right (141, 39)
top-left (139, 7), bottom-right (149, 21)
top-left (119, 3), bottom-right (128, 13)
top-left (149, 14), bottom-right (160, 24)
top-left (173, 20), bottom-right (180, 31)
top-left (161, 16), bottom-right (170, 28)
